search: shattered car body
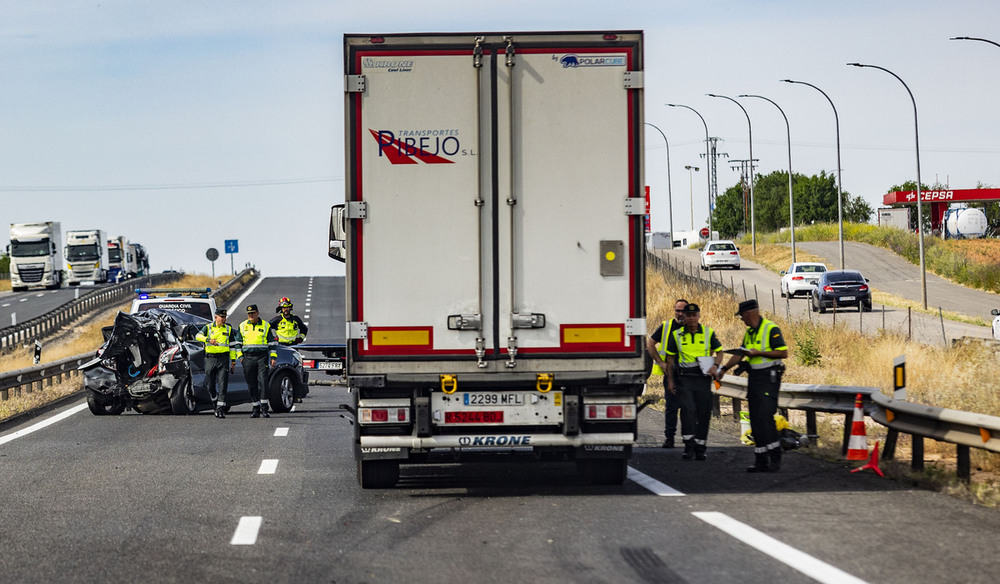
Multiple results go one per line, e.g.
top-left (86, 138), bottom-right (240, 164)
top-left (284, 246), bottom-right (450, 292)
top-left (81, 309), bottom-right (308, 415)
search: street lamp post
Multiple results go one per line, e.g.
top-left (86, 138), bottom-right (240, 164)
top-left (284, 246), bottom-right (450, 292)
top-left (684, 165), bottom-right (700, 230)
top-left (666, 103), bottom-right (713, 239)
top-left (739, 94), bottom-right (795, 263)
top-left (645, 122), bottom-right (675, 246)
top-left (781, 79), bottom-right (845, 269)
top-left (707, 94), bottom-right (755, 255)
top-left (950, 36), bottom-right (1000, 49)
top-left (848, 62), bottom-right (927, 309)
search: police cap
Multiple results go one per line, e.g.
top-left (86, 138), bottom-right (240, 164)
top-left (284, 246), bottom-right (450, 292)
top-left (735, 299), bottom-right (758, 316)
top-left (246, 304), bottom-right (259, 314)
top-left (215, 308), bottom-right (227, 317)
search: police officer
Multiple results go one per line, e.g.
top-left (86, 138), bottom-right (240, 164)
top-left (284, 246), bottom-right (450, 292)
top-left (234, 304), bottom-right (278, 418)
top-left (646, 299), bottom-right (688, 448)
top-left (717, 299), bottom-right (789, 472)
top-left (270, 297), bottom-right (308, 346)
top-left (195, 308), bottom-right (236, 418)
top-left (663, 303), bottom-right (722, 461)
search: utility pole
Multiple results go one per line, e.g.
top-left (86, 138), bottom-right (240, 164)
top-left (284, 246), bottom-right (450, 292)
top-left (729, 158), bottom-right (757, 234)
top-left (701, 137), bottom-right (727, 235)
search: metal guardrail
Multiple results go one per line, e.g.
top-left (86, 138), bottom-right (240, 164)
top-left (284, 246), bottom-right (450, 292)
top-left (0, 268), bottom-right (258, 403)
top-left (0, 272), bottom-right (180, 354)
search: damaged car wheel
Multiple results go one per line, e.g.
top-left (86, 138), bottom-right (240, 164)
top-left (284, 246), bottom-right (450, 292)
top-left (87, 392), bottom-right (126, 416)
top-left (169, 377), bottom-right (198, 415)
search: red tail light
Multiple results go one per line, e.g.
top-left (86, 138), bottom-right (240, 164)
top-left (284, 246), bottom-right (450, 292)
top-left (859, 285), bottom-right (868, 292)
top-left (606, 405), bottom-right (624, 419)
top-left (371, 409), bottom-right (389, 422)
top-left (792, 276), bottom-right (804, 281)
top-left (706, 252), bottom-right (715, 256)
top-left (824, 286), bottom-right (834, 293)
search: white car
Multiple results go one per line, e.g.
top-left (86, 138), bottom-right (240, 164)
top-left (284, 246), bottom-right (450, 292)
top-left (780, 262), bottom-right (828, 298)
top-left (700, 240), bottom-right (741, 270)
top-left (992, 309), bottom-right (1000, 341)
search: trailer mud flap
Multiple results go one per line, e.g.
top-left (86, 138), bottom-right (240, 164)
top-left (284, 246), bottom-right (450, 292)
top-left (576, 444), bottom-right (632, 459)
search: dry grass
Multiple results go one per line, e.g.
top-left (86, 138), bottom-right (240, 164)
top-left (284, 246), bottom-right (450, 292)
top-left (0, 274), bottom-right (230, 420)
top-left (0, 279), bottom-right (10, 292)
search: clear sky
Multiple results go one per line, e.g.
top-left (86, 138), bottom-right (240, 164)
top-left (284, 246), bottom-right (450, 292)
top-left (2, 1), bottom-right (998, 276)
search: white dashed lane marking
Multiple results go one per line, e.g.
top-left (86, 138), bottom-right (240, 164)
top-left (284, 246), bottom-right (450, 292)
top-left (627, 467), bottom-right (685, 496)
top-left (274, 427), bottom-right (289, 437)
top-left (693, 512), bottom-right (870, 584)
top-left (231, 517), bottom-right (262, 545)
top-left (258, 459), bottom-right (278, 474)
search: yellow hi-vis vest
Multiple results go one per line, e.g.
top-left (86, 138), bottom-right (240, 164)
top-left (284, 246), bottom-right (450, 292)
top-left (237, 320), bottom-right (277, 359)
top-left (651, 319), bottom-right (684, 376)
top-left (669, 324), bottom-right (715, 372)
top-left (274, 315), bottom-right (301, 344)
top-left (742, 317), bottom-right (786, 369)
top-left (196, 323), bottom-right (235, 359)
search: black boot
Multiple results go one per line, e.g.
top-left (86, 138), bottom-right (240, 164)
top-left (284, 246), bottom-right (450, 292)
top-left (261, 403), bottom-right (270, 419)
top-left (747, 452), bottom-right (771, 472)
top-left (251, 405), bottom-right (261, 418)
top-left (695, 445), bottom-right (707, 461)
top-left (214, 405), bottom-right (226, 419)
top-left (681, 441), bottom-right (694, 460)
top-left (768, 447), bottom-right (782, 472)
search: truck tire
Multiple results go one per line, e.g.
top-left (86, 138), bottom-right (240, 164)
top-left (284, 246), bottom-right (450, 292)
top-left (577, 458), bottom-right (628, 485)
top-left (357, 460), bottom-right (400, 489)
top-left (87, 392), bottom-right (125, 416)
top-left (267, 370), bottom-right (296, 413)
top-left (169, 378), bottom-right (198, 415)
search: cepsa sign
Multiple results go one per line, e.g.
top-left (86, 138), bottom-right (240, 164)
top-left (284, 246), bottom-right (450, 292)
top-left (883, 188), bottom-right (1000, 205)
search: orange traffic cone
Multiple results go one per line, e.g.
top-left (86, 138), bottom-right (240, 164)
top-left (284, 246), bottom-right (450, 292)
top-left (851, 441), bottom-right (885, 477)
top-left (846, 393), bottom-right (868, 461)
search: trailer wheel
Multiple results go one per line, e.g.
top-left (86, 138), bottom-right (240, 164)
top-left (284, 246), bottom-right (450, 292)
top-left (357, 460), bottom-right (400, 489)
top-left (578, 458), bottom-right (628, 485)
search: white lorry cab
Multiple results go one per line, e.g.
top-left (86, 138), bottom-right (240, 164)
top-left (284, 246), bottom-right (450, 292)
top-left (331, 32), bottom-right (647, 488)
top-left (65, 229), bottom-right (108, 286)
top-left (8, 222), bottom-right (63, 291)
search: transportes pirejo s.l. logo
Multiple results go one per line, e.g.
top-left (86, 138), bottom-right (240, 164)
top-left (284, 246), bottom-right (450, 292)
top-left (370, 129), bottom-right (460, 164)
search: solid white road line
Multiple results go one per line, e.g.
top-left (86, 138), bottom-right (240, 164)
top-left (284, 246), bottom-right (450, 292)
top-left (228, 277), bottom-right (266, 313)
top-left (258, 459), bottom-right (279, 474)
top-left (274, 427), bottom-right (289, 437)
top-left (693, 511), bottom-right (870, 584)
top-left (0, 403), bottom-right (88, 446)
top-left (231, 516), bottom-right (263, 545)
top-left (627, 466), bottom-right (685, 497)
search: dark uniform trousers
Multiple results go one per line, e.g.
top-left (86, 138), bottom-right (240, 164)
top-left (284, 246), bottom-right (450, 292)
top-left (242, 351), bottom-right (270, 404)
top-left (747, 368), bottom-right (781, 454)
top-left (205, 354), bottom-right (230, 405)
top-left (675, 371), bottom-right (713, 454)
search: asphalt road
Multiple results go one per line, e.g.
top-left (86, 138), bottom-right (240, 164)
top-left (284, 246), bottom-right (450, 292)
top-left (2, 274), bottom-right (1000, 583)
top-left (658, 244), bottom-right (997, 345)
top-left (0, 282), bottom-right (111, 328)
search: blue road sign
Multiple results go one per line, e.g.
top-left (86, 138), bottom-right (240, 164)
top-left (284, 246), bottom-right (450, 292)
top-left (224, 239), bottom-right (239, 254)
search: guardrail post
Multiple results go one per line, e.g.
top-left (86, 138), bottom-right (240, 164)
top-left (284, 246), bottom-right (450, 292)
top-left (806, 411), bottom-right (817, 438)
top-left (956, 445), bottom-right (971, 481)
top-left (882, 429), bottom-right (898, 460)
top-left (841, 413), bottom-right (852, 455)
top-left (711, 394), bottom-right (721, 417)
top-left (911, 435), bottom-right (924, 471)
top-left (731, 398), bottom-right (741, 421)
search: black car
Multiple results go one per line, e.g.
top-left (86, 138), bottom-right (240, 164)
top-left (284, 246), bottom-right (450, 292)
top-left (810, 269), bottom-right (872, 313)
top-left (81, 309), bottom-right (308, 415)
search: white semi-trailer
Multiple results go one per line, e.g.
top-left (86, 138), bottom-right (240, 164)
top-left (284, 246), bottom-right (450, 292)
top-left (8, 222), bottom-right (63, 291)
top-left (331, 31), bottom-right (647, 488)
top-left (65, 229), bottom-right (108, 285)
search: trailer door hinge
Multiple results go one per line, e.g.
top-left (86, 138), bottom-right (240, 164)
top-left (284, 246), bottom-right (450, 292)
top-left (623, 70), bottom-right (643, 89)
top-left (624, 197), bottom-right (645, 215)
top-left (625, 318), bottom-right (646, 336)
top-left (345, 201), bottom-right (368, 220)
top-left (345, 75), bottom-right (366, 93)
top-left (347, 321), bottom-right (368, 340)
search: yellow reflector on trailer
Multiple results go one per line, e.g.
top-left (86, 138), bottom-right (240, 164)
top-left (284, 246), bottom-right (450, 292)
top-left (370, 328), bottom-right (431, 346)
top-left (562, 326), bottom-right (622, 344)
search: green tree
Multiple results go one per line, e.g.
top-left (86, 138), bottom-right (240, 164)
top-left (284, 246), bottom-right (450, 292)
top-left (712, 170), bottom-right (872, 236)
top-left (885, 180), bottom-right (933, 232)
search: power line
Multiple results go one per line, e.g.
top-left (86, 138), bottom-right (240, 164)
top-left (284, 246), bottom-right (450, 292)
top-left (0, 176), bottom-right (344, 192)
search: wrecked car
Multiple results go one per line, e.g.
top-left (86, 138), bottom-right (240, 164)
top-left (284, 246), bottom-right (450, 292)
top-left (81, 309), bottom-right (308, 415)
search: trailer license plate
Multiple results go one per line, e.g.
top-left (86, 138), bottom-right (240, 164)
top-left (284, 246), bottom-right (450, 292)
top-left (317, 361), bottom-right (342, 370)
top-left (445, 411), bottom-right (504, 424)
top-left (839, 296), bottom-right (855, 301)
top-left (463, 392), bottom-right (524, 406)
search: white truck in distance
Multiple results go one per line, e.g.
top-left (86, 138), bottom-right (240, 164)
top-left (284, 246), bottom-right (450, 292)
top-left (107, 236), bottom-right (132, 282)
top-left (331, 31), bottom-right (647, 488)
top-left (8, 222), bottom-right (63, 291)
top-left (65, 229), bottom-right (108, 285)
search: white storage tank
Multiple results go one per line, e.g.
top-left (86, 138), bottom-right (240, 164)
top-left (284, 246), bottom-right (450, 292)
top-left (944, 207), bottom-right (988, 239)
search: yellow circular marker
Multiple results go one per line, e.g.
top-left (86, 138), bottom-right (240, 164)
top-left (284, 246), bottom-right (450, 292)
top-left (605, 251), bottom-right (616, 261)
